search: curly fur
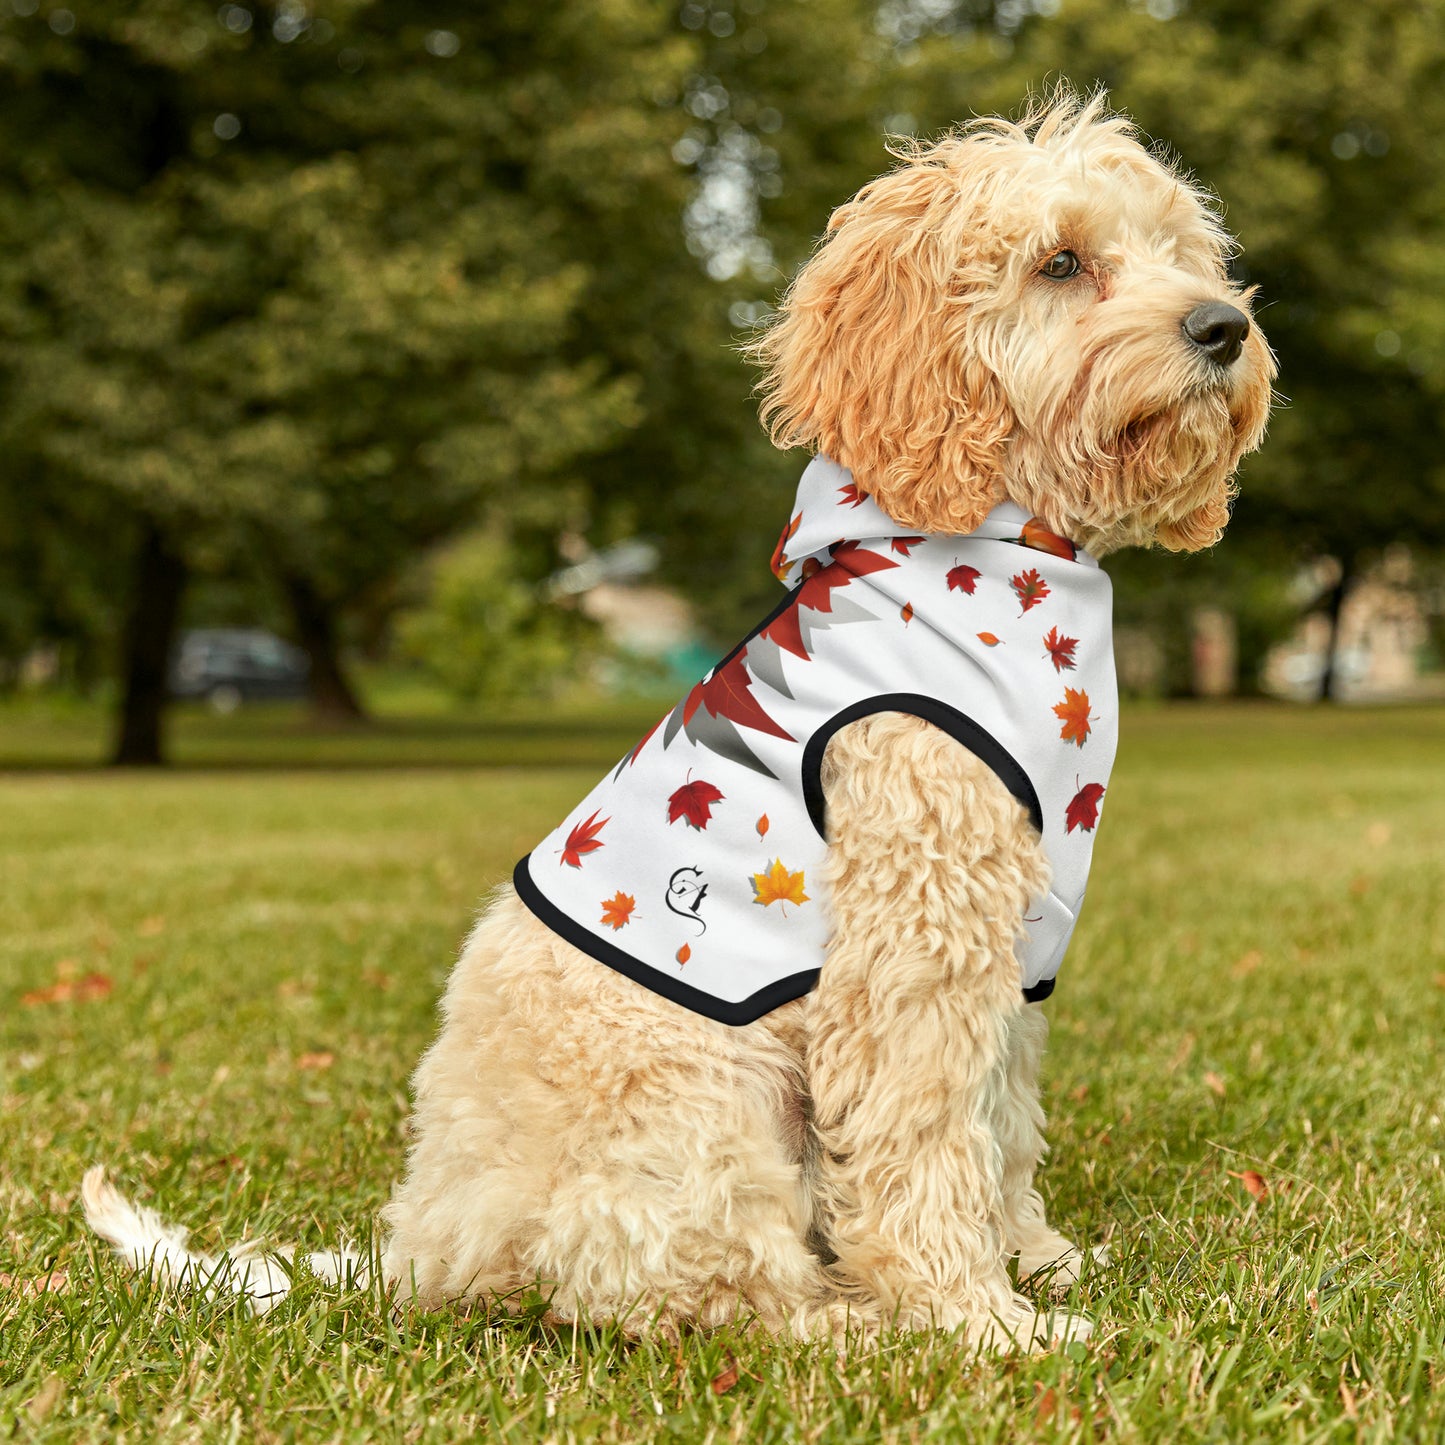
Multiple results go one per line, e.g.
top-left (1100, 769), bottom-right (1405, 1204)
top-left (85, 89), bottom-right (1272, 1353)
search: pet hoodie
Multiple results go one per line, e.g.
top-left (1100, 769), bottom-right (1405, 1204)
top-left (514, 455), bottom-right (1119, 1026)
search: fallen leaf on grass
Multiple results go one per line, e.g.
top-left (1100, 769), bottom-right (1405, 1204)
top-left (21, 973), bottom-right (113, 1007)
top-left (1231, 950), bottom-right (1263, 978)
top-left (361, 969), bottom-right (393, 991)
top-left (711, 1356), bottom-right (740, 1395)
top-left (1034, 1386), bottom-right (1057, 1425)
top-left (1228, 1169), bottom-right (1269, 1200)
top-left (295, 1052), bottom-right (334, 1072)
top-left (0, 1268), bottom-right (69, 1299)
top-left (1434, 973), bottom-right (1445, 990)
top-left (137, 916), bottom-right (166, 937)
top-left (1364, 822), bottom-right (1391, 848)
top-left (1349, 875), bottom-right (1372, 898)
top-left (1203, 1071), bottom-right (1227, 1098)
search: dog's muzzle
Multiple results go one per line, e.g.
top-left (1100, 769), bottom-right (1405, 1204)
top-left (1182, 302), bottom-right (1250, 367)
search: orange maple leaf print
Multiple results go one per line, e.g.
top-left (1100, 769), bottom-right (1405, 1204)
top-left (1010, 567), bottom-right (1051, 614)
top-left (1053, 687), bottom-right (1093, 747)
top-left (769, 512), bottom-right (802, 580)
top-left (559, 810), bottom-right (608, 867)
top-left (599, 892), bottom-right (636, 930)
top-left (751, 858), bottom-right (809, 912)
top-left (1016, 518), bottom-right (1077, 561)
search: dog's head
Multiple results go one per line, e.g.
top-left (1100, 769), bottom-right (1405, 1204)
top-left (752, 91), bottom-right (1275, 554)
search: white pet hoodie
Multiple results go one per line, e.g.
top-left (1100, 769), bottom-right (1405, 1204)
top-left (515, 456), bottom-right (1118, 1025)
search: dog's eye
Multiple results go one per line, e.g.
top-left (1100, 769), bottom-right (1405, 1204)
top-left (1041, 250), bottom-right (1081, 280)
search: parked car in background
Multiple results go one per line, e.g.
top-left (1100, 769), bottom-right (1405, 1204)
top-left (169, 629), bottom-right (309, 712)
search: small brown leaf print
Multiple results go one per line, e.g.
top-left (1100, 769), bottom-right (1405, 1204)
top-left (756, 813), bottom-right (769, 838)
top-left (977, 632), bottom-right (1001, 647)
top-left (1010, 566), bottom-right (1051, 614)
top-left (676, 943), bottom-right (691, 965)
top-left (1204, 1070), bottom-right (1226, 1098)
top-left (599, 892), bottom-right (636, 931)
top-left (1053, 687), bottom-right (1093, 747)
top-left (295, 1051), bottom-right (334, 1072)
top-left (1228, 1169), bottom-right (1268, 1201)
top-left (752, 859), bottom-right (809, 913)
top-left (900, 601), bottom-right (914, 625)
top-left (559, 810), bottom-right (608, 868)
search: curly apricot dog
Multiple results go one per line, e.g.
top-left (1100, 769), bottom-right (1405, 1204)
top-left (86, 92), bottom-right (1273, 1350)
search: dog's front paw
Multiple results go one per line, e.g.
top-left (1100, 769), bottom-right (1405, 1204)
top-left (969, 1295), bottom-right (1093, 1354)
top-left (1017, 1238), bottom-right (1110, 1294)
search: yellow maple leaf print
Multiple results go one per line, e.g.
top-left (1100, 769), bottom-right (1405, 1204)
top-left (751, 858), bottom-right (809, 912)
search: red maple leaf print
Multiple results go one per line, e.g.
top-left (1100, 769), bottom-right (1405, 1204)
top-left (560, 811), bottom-right (608, 867)
top-left (599, 892), bottom-right (636, 929)
top-left (1065, 782), bottom-right (1106, 833)
top-left (947, 563), bottom-right (981, 595)
top-left (890, 536), bottom-right (927, 556)
top-left (838, 481), bottom-right (866, 507)
top-left (1011, 567), bottom-right (1051, 614)
top-left (667, 778), bottom-right (725, 830)
top-left (1042, 626), bottom-right (1079, 673)
top-left (760, 543), bottom-right (899, 660)
top-left (681, 654), bottom-right (792, 740)
top-left (769, 511), bottom-right (802, 580)
top-left (1053, 688), bottom-right (1093, 748)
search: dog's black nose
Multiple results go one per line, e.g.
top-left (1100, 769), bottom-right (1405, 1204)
top-left (1182, 302), bottom-right (1250, 367)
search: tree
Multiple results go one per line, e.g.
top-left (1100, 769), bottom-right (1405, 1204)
top-left (0, 0), bottom-right (693, 758)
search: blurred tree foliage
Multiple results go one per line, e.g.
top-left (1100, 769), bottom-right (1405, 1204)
top-left (394, 530), bottom-right (598, 707)
top-left (0, 0), bottom-right (700, 756)
top-left (4, 0), bottom-right (1445, 753)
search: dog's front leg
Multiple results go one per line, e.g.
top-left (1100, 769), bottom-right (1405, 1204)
top-left (806, 713), bottom-right (1088, 1350)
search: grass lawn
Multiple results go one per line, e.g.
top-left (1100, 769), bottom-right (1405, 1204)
top-left (2, 700), bottom-right (1443, 1442)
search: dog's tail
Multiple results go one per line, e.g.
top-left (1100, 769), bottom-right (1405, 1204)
top-left (81, 1166), bottom-right (369, 1315)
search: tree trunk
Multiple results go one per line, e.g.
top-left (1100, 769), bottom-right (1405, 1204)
top-left (111, 523), bottom-right (187, 766)
top-left (1316, 554), bottom-right (1355, 703)
top-left (284, 573), bottom-right (367, 724)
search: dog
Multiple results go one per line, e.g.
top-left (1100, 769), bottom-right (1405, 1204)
top-left (85, 90), bottom-right (1273, 1351)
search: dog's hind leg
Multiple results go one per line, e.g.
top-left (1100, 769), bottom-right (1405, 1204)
top-left (804, 714), bottom-right (1090, 1350)
top-left (383, 894), bottom-right (836, 1339)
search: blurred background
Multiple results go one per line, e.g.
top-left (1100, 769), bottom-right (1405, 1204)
top-left (2, 0), bottom-right (1444, 767)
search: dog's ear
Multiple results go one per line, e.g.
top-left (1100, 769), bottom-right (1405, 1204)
top-left (751, 148), bottom-right (1013, 534)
